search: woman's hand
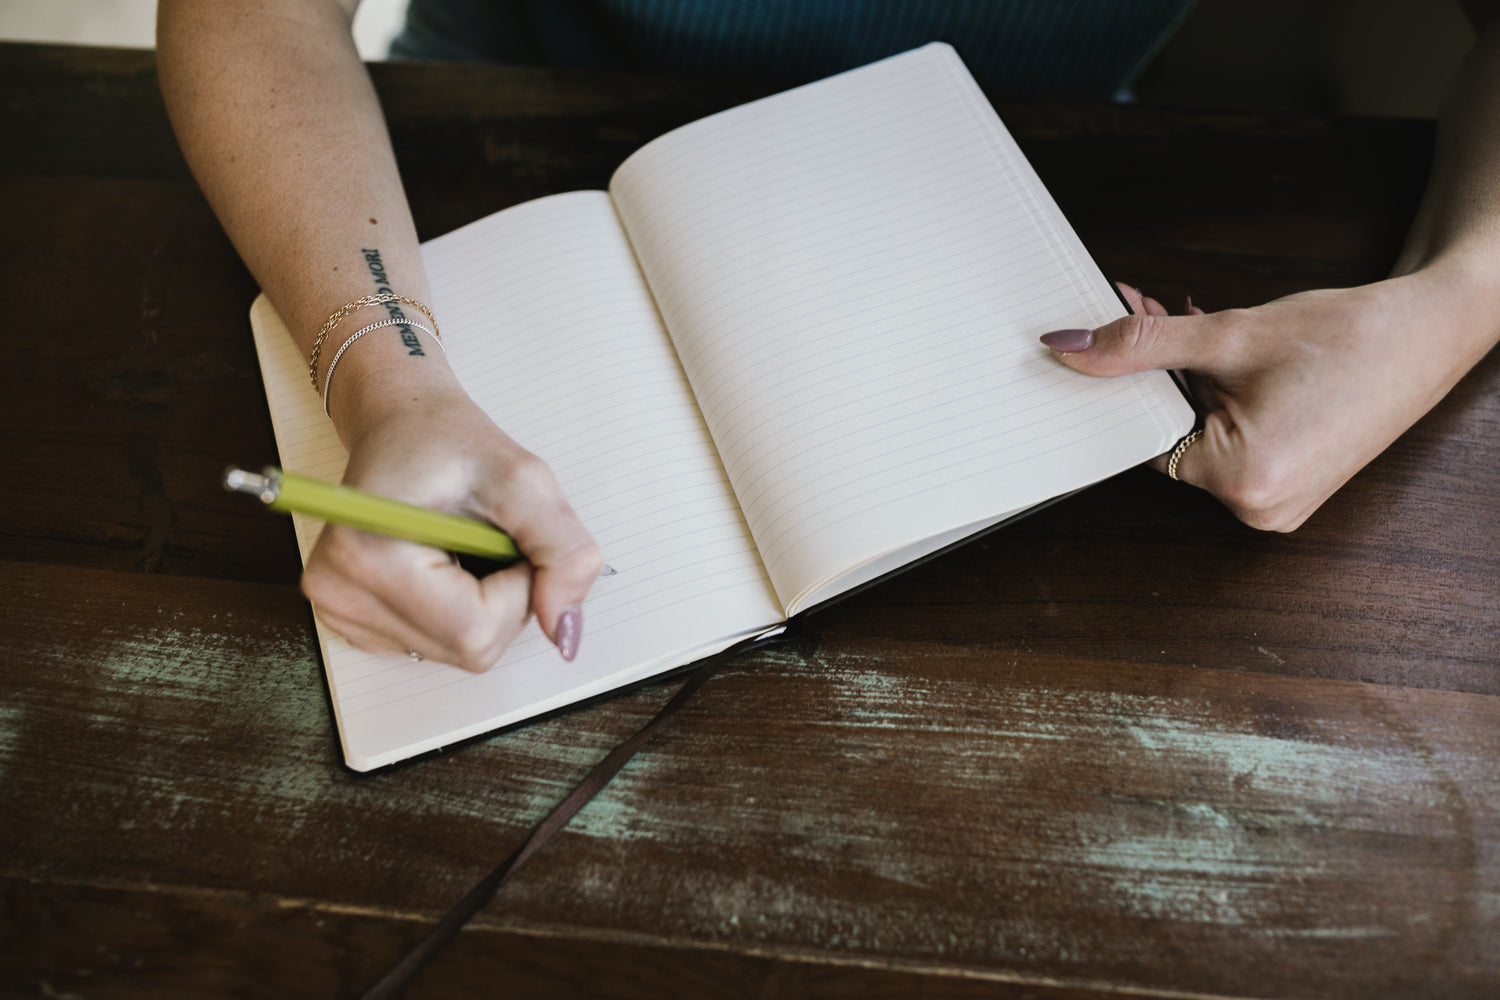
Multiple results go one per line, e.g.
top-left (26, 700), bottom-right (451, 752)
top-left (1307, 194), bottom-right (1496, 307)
top-left (302, 381), bottom-right (604, 672)
top-left (1041, 9), bottom-right (1500, 533)
top-left (1042, 268), bottom-right (1497, 531)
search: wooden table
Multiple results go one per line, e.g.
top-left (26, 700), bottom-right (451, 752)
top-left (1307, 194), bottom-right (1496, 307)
top-left (2, 43), bottom-right (1496, 999)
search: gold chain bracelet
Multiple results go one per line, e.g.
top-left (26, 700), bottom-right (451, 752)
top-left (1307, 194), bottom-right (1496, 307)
top-left (307, 293), bottom-right (440, 390)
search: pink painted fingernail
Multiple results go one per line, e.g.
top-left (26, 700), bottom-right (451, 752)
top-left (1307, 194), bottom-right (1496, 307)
top-left (555, 604), bottom-right (582, 661)
top-left (1039, 328), bottom-right (1094, 353)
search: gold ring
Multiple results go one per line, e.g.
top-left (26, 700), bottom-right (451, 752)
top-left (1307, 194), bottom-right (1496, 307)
top-left (406, 649), bottom-right (423, 662)
top-left (1167, 428), bottom-right (1203, 481)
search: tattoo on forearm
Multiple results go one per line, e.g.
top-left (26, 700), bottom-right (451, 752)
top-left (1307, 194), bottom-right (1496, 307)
top-left (361, 248), bottom-right (426, 356)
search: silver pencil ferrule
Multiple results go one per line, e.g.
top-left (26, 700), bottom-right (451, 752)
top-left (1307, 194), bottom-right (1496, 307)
top-left (223, 466), bottom-right (281, 504)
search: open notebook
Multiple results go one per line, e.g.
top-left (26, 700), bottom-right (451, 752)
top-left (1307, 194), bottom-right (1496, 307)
top-left (250, 43), bottom-right (1194, 771)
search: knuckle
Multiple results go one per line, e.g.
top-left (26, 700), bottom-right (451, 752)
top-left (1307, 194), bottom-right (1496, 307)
top-left (454, 654), bottom-right (497, 674)
top-left (569, 539), bottom-right (607, 580)
top-left (300, 563), bottom-right (347, 614)
top-left (1238, 507), bottom-right (1299, 533)
top-left (1268, 511), bottom-right (1307, 533)
top-left (1219, 474), bottom-right (1275, 520)
top-left (1208, 308), bottom-right (1257, 365)
top-left (1117, 313), bottom-right (1164, 354)
top-left (450, 621), bottom-right (502, 673)
top-left (504, 453), bottom-right (558, 496)
top-left (316, 525), bottom-right (376, 577)
top-left (1218, 456), bottom-right (1301, 531)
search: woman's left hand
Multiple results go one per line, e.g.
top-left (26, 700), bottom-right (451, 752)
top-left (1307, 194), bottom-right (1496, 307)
top-left (1041, 270), bottom-right (1496, 530)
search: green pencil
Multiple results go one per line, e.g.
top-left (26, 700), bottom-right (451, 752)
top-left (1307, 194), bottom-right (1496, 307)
top-left (224, 466), bottom-right (521, 563)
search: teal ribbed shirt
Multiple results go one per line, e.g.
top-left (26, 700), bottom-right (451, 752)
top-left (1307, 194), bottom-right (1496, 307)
top-left (391, 0), bottom-right (1197, 98)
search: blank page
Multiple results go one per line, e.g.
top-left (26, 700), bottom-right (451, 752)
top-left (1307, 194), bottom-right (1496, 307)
top-left (250, 191), bottom-right (779, 771)
top-left (610, 44), bottom-right (1193, 613)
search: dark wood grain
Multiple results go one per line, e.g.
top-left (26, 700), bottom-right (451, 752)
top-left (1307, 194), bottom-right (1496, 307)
top-left (4, 564), bottom-right (1496, 999)
top-left (1, 43), bottom-right (1496, 999)
top-left (3, 880), bottom-right (1158, 1000)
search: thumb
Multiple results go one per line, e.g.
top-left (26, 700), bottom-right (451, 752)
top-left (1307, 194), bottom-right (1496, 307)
top-left (527, 540), bottom-right (606, 660)
top-left (1040, 311), bottom-right (1217, 377)
top-left (477, 453), bottom-right (605, 661)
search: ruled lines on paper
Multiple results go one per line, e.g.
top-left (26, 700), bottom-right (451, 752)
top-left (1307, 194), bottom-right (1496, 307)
top-left (611, 44), bottom-right (1191, 609)
top-left (249, 191), bottom-right (780, 769)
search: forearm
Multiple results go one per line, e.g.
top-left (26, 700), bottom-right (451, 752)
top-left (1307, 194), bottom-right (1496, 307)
top-left (1391, 14), bottom-right (1500, 365)
top-left (156, 0), bottom-right (459, 440)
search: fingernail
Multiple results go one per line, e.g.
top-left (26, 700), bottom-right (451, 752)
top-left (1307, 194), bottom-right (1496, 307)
top-left (1185, 295), bottom-right (1193, 312)
top-left (1039, 328), bottom-right (1094, 353)
top-left (555, 604), bottom-right (582, 661)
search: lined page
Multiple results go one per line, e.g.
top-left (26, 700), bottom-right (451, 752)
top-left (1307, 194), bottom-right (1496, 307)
top-left (250, 191), bottom-right (779, 771)
top-left (610, 44), bottom-right (1193, 613)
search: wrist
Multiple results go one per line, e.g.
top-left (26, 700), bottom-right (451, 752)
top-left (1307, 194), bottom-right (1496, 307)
top-left (1402, 250), bottom-right (1500, 365)
top-left (323, 320), bottom-right (468, 446)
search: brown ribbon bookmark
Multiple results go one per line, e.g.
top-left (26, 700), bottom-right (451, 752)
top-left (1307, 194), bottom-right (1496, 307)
top-left (358, 630), bottom-right (777, 999)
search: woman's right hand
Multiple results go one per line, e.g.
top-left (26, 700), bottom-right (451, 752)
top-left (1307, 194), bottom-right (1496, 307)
top-left (302, 381), bottom-right (605, 672)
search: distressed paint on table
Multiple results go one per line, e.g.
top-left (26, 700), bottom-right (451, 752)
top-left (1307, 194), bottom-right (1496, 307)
top-left (3, 563), bottom-right (1497, 998)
